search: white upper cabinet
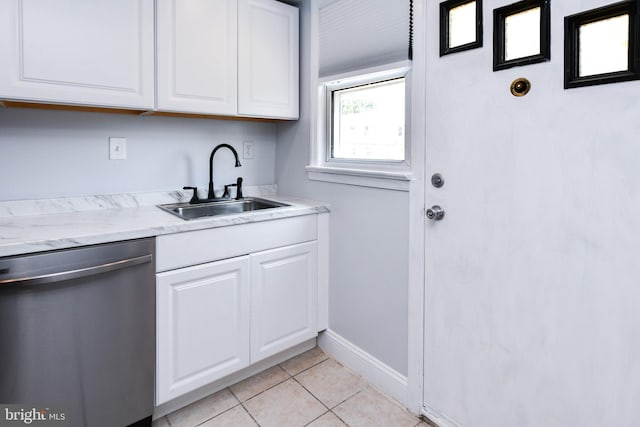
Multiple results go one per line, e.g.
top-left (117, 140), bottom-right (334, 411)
top-left (156, 0), bottom-right (238, 115)
top-left (238, 0), bottom-right (299, 119)
top-left (0, 0), bottom-right (298, 119)
top-left (0, 0), bottom-right (154, 109)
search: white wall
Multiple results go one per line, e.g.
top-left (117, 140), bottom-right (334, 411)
top-left (276, 0), bottom-right (410, 376)
top-left (0, 108), bottom-right (276, 201)
top-left (423, 0), bottom-right (640, 426)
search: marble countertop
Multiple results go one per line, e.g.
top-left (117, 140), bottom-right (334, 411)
top-left (0, 188), bottom-right (329, 257)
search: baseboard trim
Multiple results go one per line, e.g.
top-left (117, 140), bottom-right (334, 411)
top-left (421, 403), bottom-right (462, 427)
top-left (318, 329), bottom-right (408, 407)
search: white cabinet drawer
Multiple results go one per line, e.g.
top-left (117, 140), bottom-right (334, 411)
top-left (156, 215), bottom-right (317, 272)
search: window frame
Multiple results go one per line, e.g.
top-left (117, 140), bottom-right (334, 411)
top-left (307, 61), bottom-right (413, 190)
top-left (325, 74), bottom-right (408, 165)
top-left (564, 0), bottom-right (640, 89)
top-left (493, 0), bottom-right (551, 71)
top-left (440, 0), bottom-right (484, 56)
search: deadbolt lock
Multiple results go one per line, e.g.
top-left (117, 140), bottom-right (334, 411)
top-left (431, 173), bottom-right (444, 188)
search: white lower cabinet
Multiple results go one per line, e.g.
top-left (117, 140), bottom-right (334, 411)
top-left (156, 257), bottom-right (251, 404)
top-left (155, 215), bottom-right (324, 406)
top-left (251, 242), bottom-right (317, 362)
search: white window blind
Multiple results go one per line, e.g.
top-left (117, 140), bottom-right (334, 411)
top-left (319, 0), bottom-right (412, 77)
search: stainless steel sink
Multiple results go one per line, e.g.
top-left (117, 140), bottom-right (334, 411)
top-left (158, 197), bottom-right (290, 220)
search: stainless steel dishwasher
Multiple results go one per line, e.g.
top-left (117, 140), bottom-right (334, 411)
top-left (0, 238), bottom-right (155, 427)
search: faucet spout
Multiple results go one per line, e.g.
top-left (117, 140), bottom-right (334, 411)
top-left (208, 144), bottom-right (241, 199)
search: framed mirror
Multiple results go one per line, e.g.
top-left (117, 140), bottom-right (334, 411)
top-left (564, 0), bottom-right (640, 88)
top-left (440, 0), bottom-right (483, 56)
top-left (493, 0), bottom-right (550, 70)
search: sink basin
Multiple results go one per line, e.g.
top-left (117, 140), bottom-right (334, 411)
top-left (158, 197), bottom-right (290, 220)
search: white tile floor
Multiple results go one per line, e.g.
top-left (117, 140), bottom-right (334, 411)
top-left (153, 347), bottom-right (427, 427)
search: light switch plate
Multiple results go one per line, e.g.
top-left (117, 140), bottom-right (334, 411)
top-left (109, 137), bottom-right (127, 160)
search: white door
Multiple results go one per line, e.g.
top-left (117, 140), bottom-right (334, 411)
top-left (0, 0), bottom-right (154, 109)
top-left (156, 256), bottom-right (250, 404)
top-left (422, 1), bottom-right (640, 426)
top-left (251, 242), bottom-right (317, 363)
top-left (156, 0), bottom-right (238, 115)
top-left (238, 0), bottom-right (299, 119)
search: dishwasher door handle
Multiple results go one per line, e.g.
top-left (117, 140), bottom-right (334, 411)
top-left (0, 254), bottom-right (153, 286)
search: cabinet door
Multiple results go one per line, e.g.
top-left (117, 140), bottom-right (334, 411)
top-left (238, 0), bottom-right (299, 119)
top-left (156, 0), bottom-right (238, 115)
top-left (251, 242), bottom-right (317, 363)
top-left (156, 256), bottom-right (250, 404)
top-left (0, 0), bottom-right (154, 109)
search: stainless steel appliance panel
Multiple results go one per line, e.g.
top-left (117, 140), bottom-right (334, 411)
top-left (0, 238), bottom-right (155, 427)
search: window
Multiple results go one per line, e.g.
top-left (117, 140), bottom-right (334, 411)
top-left (493, 0), bottom-right (551, 71)
top-left (307, 62), bottom-right (412, 190)
top-left (310, 0), bottom-right (413, 190)
top-left (579, 14), bottom-right (629, 76)
top-left (564, 0), bottom-right (640, 88)
top-left (504, 6), bottom-right (541, 60)
top-left (440, 0), bottom-right (483, 56)
top-left (329, 78), bottom-right (405, 162)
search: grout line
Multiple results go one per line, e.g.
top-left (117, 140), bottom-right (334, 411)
top-left (331, 388), bottom-right (366, 410)
top-left (230, 365), bottom-right (292, 403)
top-left (279, 353), bottom-right (330, 377)
top-left (291, 375), bottom-right (332, 412)
top-left (238, 402), bottom-right (261, 426)
top-left (237, 375), bottom-right (292, 403)
top-left (330, 409), bottom-right (351, 426)
top-left (302, 410), bottom-right (331, 426)
top-left (292, 358), bottom-right (367, 411)
top-left (227, 385), bottom-right (242, 402)
top-left (191, 393), bottom-right (241, 427)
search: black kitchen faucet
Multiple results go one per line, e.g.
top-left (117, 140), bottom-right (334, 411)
top-left (208, 143), bottom-right (241, 200)
top-left (182, 143), bottom-right (243, 204)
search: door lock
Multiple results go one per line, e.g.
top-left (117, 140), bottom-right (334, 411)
top-left (431, 173), bottom-right (444, 188)
top-left (426, 205), bottom-right (445, 221)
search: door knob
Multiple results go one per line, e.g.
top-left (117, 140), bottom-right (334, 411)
top-left (426, 205), bottom-right (445, 221)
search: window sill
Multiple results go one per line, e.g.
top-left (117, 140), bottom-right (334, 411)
top-left (306, 165), bottom-right (412, 191)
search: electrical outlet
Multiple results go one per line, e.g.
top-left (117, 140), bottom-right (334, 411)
top-left (243, 141), bottom-right (254, 159)
top-left (109, 137), bottom-right (127, 160)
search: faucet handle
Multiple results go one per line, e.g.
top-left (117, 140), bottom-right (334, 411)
top-left (236, 177), bottom-right (243, 200)
top-left (222, 184), bottom-right (235, 199)
top-left (183, 186), bottom-right (200, 204)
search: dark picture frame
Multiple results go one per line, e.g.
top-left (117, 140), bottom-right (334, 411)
top-left (564, 0), bottom-right (640, 89)
top-left (440, 0), bottom-right (483, 56)
top-left (493, 0), bottom-right (551, 71)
